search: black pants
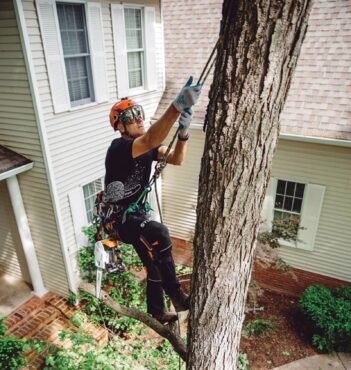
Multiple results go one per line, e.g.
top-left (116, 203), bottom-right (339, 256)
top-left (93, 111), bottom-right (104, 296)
top-left (117, 212), bottom-right (180, 315)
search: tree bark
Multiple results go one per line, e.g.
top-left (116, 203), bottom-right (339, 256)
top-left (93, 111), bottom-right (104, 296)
top-left (187, 0), bottom-right (312, 368)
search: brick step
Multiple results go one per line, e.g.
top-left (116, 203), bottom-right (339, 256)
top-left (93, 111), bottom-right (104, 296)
top-left (8, 305), bottom-right (60, 339)
top-left (4, 295), bottom-right (46, 332)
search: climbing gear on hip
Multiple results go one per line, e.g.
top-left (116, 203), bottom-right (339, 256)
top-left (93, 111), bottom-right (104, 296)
top-left (93, 190), bottom-right (124, 242)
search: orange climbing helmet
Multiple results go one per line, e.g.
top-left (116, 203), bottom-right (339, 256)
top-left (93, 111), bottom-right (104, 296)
top-left (109, 98), bottom-right (145, 130)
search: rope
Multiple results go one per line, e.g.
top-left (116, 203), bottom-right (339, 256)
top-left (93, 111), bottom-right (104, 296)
top-left (120, 36), bottom-right (221, 223)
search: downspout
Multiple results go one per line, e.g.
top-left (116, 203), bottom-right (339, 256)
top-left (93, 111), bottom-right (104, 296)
top-left (13, 0), bottom-right (77, 293)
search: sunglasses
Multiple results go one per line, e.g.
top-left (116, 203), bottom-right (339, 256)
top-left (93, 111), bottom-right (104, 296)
top-left (118, 105), bottom-right (145, 126)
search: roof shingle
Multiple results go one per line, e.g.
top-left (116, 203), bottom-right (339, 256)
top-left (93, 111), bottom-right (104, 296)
top-left (155, 0), bottom-right (351, 140)
top-left (0, 146), bottom-right (32, 176)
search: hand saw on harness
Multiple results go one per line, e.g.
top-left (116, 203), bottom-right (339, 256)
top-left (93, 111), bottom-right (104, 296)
top-left (93, 38), bottom-right (219, 299)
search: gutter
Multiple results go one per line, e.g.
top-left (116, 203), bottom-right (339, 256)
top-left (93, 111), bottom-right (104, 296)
top-left (165, 122), bottom-right (351, 149)
top-left (0, 162), bottom-right (33, 182)
top-left (279, 132), bottom-right (351, 148)
top-left (14, 0), bottom-right (77, 294)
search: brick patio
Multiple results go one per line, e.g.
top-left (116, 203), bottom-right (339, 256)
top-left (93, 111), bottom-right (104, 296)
top-left (4, 292), bottom-right (108, 369)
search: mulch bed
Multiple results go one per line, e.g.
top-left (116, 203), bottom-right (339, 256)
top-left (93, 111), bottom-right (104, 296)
top-left (240, 290), bottom-right (318, 369)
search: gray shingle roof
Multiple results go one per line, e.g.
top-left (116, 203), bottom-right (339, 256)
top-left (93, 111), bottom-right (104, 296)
top-left (0, 146), bottom-right (32, 176)
top-left (155, 0), bottom-right (351, 140)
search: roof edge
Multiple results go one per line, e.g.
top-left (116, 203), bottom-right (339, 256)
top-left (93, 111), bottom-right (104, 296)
top-left (0, 162), bottom-right (34, 182)
top-left (279, 133), bottom-right (351, 148)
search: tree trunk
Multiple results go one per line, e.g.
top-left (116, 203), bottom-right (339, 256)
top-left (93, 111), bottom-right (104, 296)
top-left (187, 0), bottom-right (312, 368)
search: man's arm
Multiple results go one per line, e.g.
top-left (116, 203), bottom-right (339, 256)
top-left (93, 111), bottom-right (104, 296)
top-left (158, 140), bottom-right (188, 166)
top-left (132, 104), bottom-right (180, 158)
top-left (132, 77), bottom-right (201, 158)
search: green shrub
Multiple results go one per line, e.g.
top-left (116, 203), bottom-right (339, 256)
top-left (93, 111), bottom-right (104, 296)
top-left (299, 285), bottom-right (351, 352)
top-left (237, 352), bottom-right (250, 370)
top-left (0, 336), bottom-right (29, 370)
top-left (243, 318), bottom-right (275, 337)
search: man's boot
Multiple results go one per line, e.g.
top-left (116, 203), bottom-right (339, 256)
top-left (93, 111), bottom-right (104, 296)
top-left (152, 312), bottom-right (178, 324)
top-left (169, 289), bottom-right (190, 312)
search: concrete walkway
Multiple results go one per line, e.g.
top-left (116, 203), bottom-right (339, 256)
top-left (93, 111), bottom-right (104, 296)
top-left (274, 353), bottom-right (351, 370)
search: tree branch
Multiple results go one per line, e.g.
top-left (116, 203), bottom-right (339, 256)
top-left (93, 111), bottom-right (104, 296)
top-left (78, 282), bottom-right (187, 361)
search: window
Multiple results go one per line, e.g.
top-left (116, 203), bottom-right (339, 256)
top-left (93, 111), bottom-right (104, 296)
top-left (261, 177), bottom-right (326, 251)
top-left (83, 178), bottom-right (103, 223)
top-left (274, 180), bottom-right (305, 221)
top-left (112, 4), bottom-right (157, 98)
top-left (57, 3), bottom-right (94, 106)
top-left (124, 7), bottom-right (144, 89)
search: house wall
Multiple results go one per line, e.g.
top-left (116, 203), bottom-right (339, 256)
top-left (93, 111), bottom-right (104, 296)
top-left (22, 0), bottom-right (164, 269)
top-left (162, 128), bottom-right (351, 283)
top-left (0, 182), bottom-right (28, 281)
top-left (0, 0), bottom-right (69, 295)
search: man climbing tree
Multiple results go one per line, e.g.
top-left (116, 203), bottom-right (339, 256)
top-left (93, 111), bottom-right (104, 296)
top-left (104, 78), bottom-right (201, 325)
top-left (187, 0), bottom-right (312, 368)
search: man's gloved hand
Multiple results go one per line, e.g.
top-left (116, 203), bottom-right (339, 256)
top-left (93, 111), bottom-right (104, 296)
top-left (173, 76), bottom-right (202, 112)
top-left (178, 108), bottom-right (192, 139)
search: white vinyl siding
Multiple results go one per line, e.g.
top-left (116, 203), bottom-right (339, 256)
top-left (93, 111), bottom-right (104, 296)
top-left (0, 0), bottom-right (69, 296)
top-left (0, 183), bottom-right (29, 281)
top-left (22, 0), bottom-right (164, 261)
top-left (162, 128), bottom-right (205, 241)
top-left (163, 130), bottom-right (351, 283)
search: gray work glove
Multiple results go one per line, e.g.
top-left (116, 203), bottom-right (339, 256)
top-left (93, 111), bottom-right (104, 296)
top-left (178, 108), bottom-right (192, 139)
top-left (173, 76), bottom-right (202, 112)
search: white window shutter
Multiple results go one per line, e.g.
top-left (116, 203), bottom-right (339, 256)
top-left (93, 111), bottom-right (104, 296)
top-left (260, 177), bottom-right (277, 232)
top-left (144, 7), bottom-right (157, 91)
top-left (297, 184), bottom-right (325, 251)
top-left (111, 4), bottom-right (129, 98)
top-left (68, 188), bottom-right (89, 248)
top-left (86, 3), bottom-right (108, 103)
top-left (36, 0), bottom-right (70, 113)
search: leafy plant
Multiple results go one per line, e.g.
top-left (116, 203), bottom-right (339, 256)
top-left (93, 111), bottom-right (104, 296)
top-left (175, 264), bottom-right (193, 275)
top-left (299, 285), bottom-right (351, 352)
top-left (243, 318), bottom-right (275, 337)
top-left (237, 352), bottom-right (250, 370)
top-left (0, 336), bottom-right (29, 370)
top-left (0, 317), bottom-right (6, 336)
top-left (44, 328), bottom-right (182, 370)
top-left (258, 217), bottom-right (301, 249)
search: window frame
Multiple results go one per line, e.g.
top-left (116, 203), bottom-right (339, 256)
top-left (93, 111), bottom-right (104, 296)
top-left (124, 5), bottom-right (146, 95)
top-left (273, 179), bottom-right (305, 221)
top-left (82, 176), bottom-right (104, 225)
top-left (273, 177), bottom-right (307, 249)
top-left (56, 1), bottom-right (95, 108)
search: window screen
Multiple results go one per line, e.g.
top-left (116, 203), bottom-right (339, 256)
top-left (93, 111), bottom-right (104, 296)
top-left (83, 178), bottom-right (103, 223)
top-left (57, 3), bottom-right (94, 105)
top-left (124, 8), bottom-right (144, 89)
top-left (274, 180), bottom-right (305, 221)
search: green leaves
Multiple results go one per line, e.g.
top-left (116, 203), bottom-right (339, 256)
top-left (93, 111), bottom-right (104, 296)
top-left (299, 285), bottom-right (351, 352)
top-left (0, 336), bottom-right (28, 370)
top-left (242, 318), bottom-right (275, 337)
